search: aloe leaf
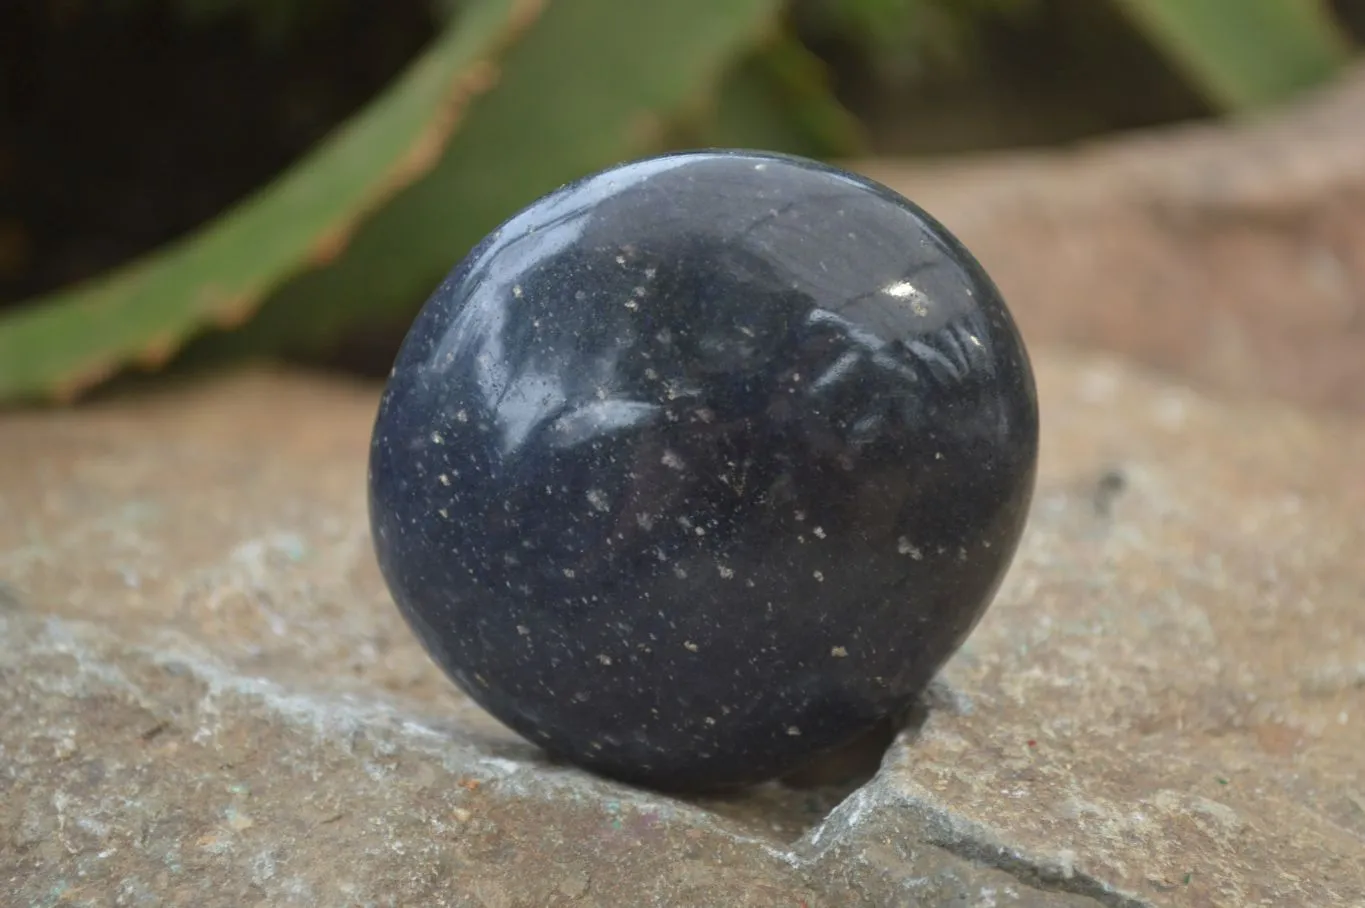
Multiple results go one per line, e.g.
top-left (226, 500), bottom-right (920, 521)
top-left (195, 0), bottom-right (787, 361)
top-left (0, 0), bottom-right (540, 404)
top-left (1112, 0), bottom-right (1353, 111)
top-left (679, 30), bottom-right (866, 159)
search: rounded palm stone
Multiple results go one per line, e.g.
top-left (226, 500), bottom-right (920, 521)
top-left (368, 150), bottom-right (1038, 791)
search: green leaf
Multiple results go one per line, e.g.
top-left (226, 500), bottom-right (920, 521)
top-left (1111, 0), bottom-right (1353, 111)
top-left (0, 0), bottom-right (540, 404)
top-left (679, 31), bottom-right (866, 159)
top-left (196, 0), bottom-right (787, 361)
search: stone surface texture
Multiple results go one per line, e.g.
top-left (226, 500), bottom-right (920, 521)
top-left (3, 350), bottom-right (1362, 907)
top-left (859, 62), bottom-right (1365, 415)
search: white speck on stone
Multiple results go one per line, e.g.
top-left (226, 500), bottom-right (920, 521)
top-left (455, 409), bottom-right (468, 423)
top-left (898, 537), bottom-right (923, 559)
top-left (786, 726), bottom-right (801, 736)
top-left (754, 162), bottom-right (768, 171)
top-left (225, 806), bottom-right (254, 831)
top-left (968, 334), bottom-right (982, 347)
top-left (249, 849), bottom-right (277, 884)
top-left (596, 654), bottom-right (612, 665)
top-left (625, 299), bottom-right (638, 310)
top-left (516, 625), bottom-right (530, 636)
top-left (586, 489), bottom-right (611, 513)
top-left (563, 568), bottom-right (576, 578)
top-left (661, 450), bottom-right (685, 471)
top-left (512, 284), bottom-right (523, 298)
top-left (477, 756), bottom-right (523, 776)
top-left (794, 510), bottom-right (806, 522)
top-left (813, 526), bottom-right (826, 539)
top-left (431, 431), bottom-right (444, 444)
top-left (813, 571), bottom-right (824, 582)
top-left (438, 474), bottom-right (451, 486)
top-left (683, 641), bottom-right (699, 652)
top-left (831, 646), bottom-right (848, 658)
top-left (717, 565), bottom-right (734, 579)
top-left (437, 508), bottom-right (449, 519)
top-left (637, 512), bottom-right (655, 530)
top-left (616, 254), bottom-right (627, 265)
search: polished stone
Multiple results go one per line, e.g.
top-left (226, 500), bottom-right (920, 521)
top-left (368, 150), bottom-right (1039, 790)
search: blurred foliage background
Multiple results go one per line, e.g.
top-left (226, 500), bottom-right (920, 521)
top-left (0, 0), bottom-right (1360, 403)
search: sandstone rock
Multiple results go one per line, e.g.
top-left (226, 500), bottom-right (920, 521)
top-left (2, 355), bottom-right (1360, 906)
top-left (856, 63), bottom-right (1365, 415)
top-left (840, 354), bottom-right (1365, 906)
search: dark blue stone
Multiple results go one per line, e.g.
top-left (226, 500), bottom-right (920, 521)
top-left (368, 150), bottom-right (1038, 791)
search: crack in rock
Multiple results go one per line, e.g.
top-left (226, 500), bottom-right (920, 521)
top-left (801, 780), bottom-right (1152, 908)
top-left (0, 613), bottom-right (1195, 905)
top-left (7, 614), bottom-right (801, 852)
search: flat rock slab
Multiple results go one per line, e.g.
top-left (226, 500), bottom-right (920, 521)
top-left (2, 353), bottom-right (1362, 906)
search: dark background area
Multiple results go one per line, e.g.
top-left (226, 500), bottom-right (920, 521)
top-left (2, 0), bottom-right (1363, 311)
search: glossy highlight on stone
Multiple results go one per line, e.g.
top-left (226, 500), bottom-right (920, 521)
top-left (368, 150), bottom-right (1039, 791)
